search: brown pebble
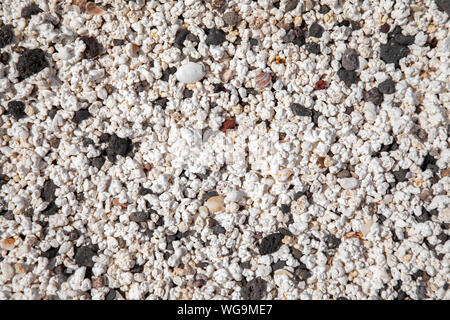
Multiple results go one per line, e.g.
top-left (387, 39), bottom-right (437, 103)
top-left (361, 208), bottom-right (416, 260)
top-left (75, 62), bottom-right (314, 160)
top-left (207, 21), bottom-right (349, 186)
top-left (93, 275), bottom-right (103, 288)
top-left (380, 23), bottom-right (390, 33)
top-left (337, 170), bottom-right (351, 178)
top-left (314, 79), bottom-right (327, 90)
top-left (86, 2), bottom-right (103, 15)
top-left (112, 198), bottom-right (128, 208)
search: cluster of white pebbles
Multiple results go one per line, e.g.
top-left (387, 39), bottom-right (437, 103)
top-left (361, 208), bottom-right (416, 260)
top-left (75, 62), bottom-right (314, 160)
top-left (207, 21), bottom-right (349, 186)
top-left (0, 0), bottom-right (449, 300)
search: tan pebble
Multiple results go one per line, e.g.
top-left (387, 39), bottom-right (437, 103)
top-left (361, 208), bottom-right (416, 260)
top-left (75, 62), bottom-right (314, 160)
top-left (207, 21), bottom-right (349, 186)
top-left (15, 263), bottom-right (26, 274)
top-left (3, 135), bottom-right (10, 142)
top-left (1, 237), bottom-right (16, 250)
top-left (282, 235), bottom-right (295, 245)
top-left (219, 69), bottom-right (233, 83)
top-left (274, 269), bottom-right (294, 279)
top-left (402, 253), bottom-right (412, 263)
top-left (112, 198), bottom-right (128, 208)
top-left (173, 267), bottom-right (185, 277)
top-left (232, 104), bottom-right (242, 115)
top-left (206, 196), bottom-right (225, 213)
top-left (275, 168), bottom-right (292, 182)
top-left (92, 275), bottom-right (103, 288)
top-left (442, 168), bottom-right (450, 177)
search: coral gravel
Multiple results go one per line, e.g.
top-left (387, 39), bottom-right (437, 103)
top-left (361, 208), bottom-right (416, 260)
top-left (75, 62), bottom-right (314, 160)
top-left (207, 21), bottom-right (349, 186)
top-left (0, 0), bottom-right (448, 301)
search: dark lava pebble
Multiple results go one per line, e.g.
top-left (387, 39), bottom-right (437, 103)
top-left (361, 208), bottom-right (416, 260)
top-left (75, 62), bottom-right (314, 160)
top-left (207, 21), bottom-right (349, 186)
top-left (259, 233), bottom-right (283, 255)
top-left (0, 25), bottom-right (14, 49)
top-left (48, 107), bottom-right (58, 119)
top-left (392, 168), bottom-right (409, 183)
top-left (241, 277), bottom-right (267, 300)
top-left (0, 210), bottom-right (14, 220)
top-left (112, 39), bottom-right (126, 46)
top-left (81, 36), bottom-right (103, 59)
top-left (420, 154), bottom-right (438, 173)
top-left (378, 78), bottom-right (396, 94)
top-left (319, 4), bottom-right (331, 14)
top-left (324, 234), bottom-right (341, 249)
top-left (283, 28), bottom-right (306, 47)
top-left (206, 28), bottom-right (226, 46)
top-left (130, 264), bottom-right (144, 274)
top-left (7, 101), bottom-right (26, 120)
top-left (41, 247), bottom-right (59, 259)
top-left (129, 211), bottom-right (150, 223)
top-left (75, 245), bottom-right (98, 267)
top-left (380, 42), bottom-right (409, 67)
top-left (415, 207), bottom-right (432, 223)
top-left (209, 218), bottom-right (226, 235)
top-left (134, 80), bottom-right (148, 93)
top-left (175, 28), bottom-right (190, 47)
top-left (291, 103), bottom-right (312, 117)
top-left (294, 266), bottom-right (312, 281)
top-left (337, 20), bottom-right (350, 27)
top-left (285, 0), bottom-right (299, 11)
top-left (223, 11), bottom-right (241, 26)
top-left (72, 108), bottom-right (91, 124)
top-left (41, 179), bottom-right (57, 202)
top-left (305, 42), bottom-right (320, 54)
top-left (435, 0), bottom-right (450, 15)
top-left (107, 134), bottom-right (133, 157)
top-left (41, 201), bottom-right (59, 216)
top-left (0, 52), bottom-right (10, 65)
top-left (21, 4), bottom-right (43, 19)
top-left (380, 28), bottom-right (413, 67)
top-left (271, 260), bottom-right (286, 273)
top-left (364, 88), bottom-right (383, 105)
top-left (388, 26), bottom-right (415, 46)
top-left (280, 204), bottom-right (290, 214)
top-left (309, 22), bottom-right (324, 38)
top-left (350, 20), bottom-right (361, 30)
top-left (90, 156), bottom-right (105, 170)
top-left (341, 49), bottom-right (359, 71)
top-left (249, 38), bottom-right (259, 47)
top-left (105, 289), bottom-right (117, 300)
top-left (183, 89), bottom-right (193, 98)
top-left (337, 69), bottom-right (358, 85)
top-left (161, 67), bottom-right (177, 81)
top-left (16, 48), bottom-right (49, 80)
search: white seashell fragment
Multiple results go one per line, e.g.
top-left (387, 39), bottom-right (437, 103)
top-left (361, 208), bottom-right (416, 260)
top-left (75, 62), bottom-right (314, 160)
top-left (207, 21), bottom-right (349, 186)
top-left (206, 196), bottom-right (225, 213)
top-left (338, 177), bottom-right (359, 190)
top-left (175, 62), bottom-right (205, 83)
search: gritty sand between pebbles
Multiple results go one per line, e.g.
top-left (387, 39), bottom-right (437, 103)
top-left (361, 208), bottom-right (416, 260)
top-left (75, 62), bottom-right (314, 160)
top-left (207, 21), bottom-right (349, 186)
top-left (0, 0), bottom-right (449, 300)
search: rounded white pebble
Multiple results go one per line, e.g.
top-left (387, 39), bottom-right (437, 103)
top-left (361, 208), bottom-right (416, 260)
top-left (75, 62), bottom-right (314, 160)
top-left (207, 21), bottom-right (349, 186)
top-left (175, 62), bottom-right (205, 83)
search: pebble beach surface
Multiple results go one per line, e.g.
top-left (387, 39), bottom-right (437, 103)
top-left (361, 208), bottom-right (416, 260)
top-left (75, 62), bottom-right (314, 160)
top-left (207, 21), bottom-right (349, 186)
top-left (0, 0), bottom-right (449, 300)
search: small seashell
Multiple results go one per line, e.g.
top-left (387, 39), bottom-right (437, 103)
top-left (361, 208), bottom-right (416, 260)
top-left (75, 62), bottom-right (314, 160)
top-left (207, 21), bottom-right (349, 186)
top-left (175, 62), bottom-right (205, 83)
top-left (86, 2), bottom-right (104, 15)
top-left (219, 68), bottom-right (233, 83)
top-left (206, 195), bottom-right (225, 213)
top-left (255, 72), bottom-right (272, 89)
